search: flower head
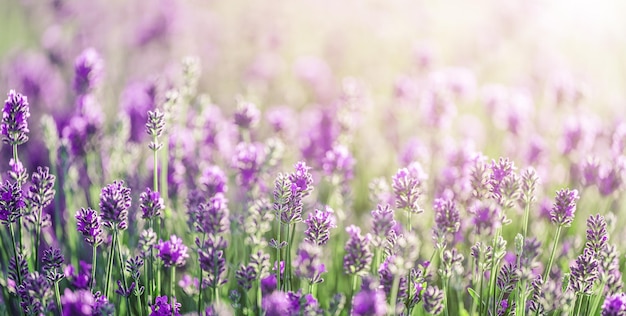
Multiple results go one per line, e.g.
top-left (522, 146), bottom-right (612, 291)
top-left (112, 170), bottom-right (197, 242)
top-left (99, 181), bottom-right (132, 230)
top-left (73, 48), bottom-right (104, 95)
top-left (549, 188), bottom-right (580, 227)
top-left (371, 204), bottom-right (396, 247)
top-left (304, 206), bottom-right (336, 246)
top-left (603, 293), bottom-right (626, 316)
top-left (569, 248), bottom-right (599, 295)
top-left (200, 165), bottom-right (228, 196)
top-left (233, 100), bottom-right (260, 129)
top-left (139, 188), bottom-right (164, 220)
top-left (18, 272), bottom-right (53, 315)
top-left (423, 285), bottom-right (444, 315)
top-left (2, 90), bottom-right (30, 146)
top-left (351, 277), bottom-right (387, 316)
top-left (392, 163), bottom-right (425, 213)
top-left (343, 225), bottom-right (372, 275)
top-left (0, 180), bottom-right (25, 225)
top-left (155, 235), bottom-right (189, 268)
top-left (262, 291), bottom-right (290, 316)
top-left (61, 288), bottom-right (95, 316)
top-left (150, 296), bottom-right (181, 316)
top-left (293, 242), bottom-right (326, 284)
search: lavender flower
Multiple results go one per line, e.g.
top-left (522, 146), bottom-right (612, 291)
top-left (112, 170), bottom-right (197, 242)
top-left (42, 247), bottom-right (65, 283)
top-left (289, 161), bottom-right (314, 197)
top-left (496, 263), bottom-right (519, 296)
top-left (198, 235), bottom-right (228, 288)
top-left (193, 193), bottom-right (229, 236)
top-left (233, 100), bottom-right (260, 129)
top-left (351, 277), bottom-right (387, 316)
top-left (433, 198), bottom-right (460, 245)
top-left (293, 242), bottom-right (326, 284)
top-left (569, 248), bottom-right (599, 294)
top-left (520, 167), bottom-right (539, 206)
top-left (489, 157), bottom-right (520, 209)
top-left (93, 292), bottom-right (115, 316)
top-left (392, 165), bottom-right (424, 213)
top-left (9, 252), bottom-right (28, 289)
top-left (585, 214), bottom-right (608, 256)
top-left (235, 265), bottom-right (256, 291)
top-left (528, 275), bottom-right (543, 313)
top-left (18, 272), bottom-right (53, 315)
top-left (199, 165), bottom-right (228, 196)
top-left (76, 207), bottom-right (103, 246)
top-left (64, 261), bottom-right (92, 290)
top-left (603, 293), bottom-right (626, 316)
top-left (469, 202), bottom-right (507, 235)
top-left (262, 291), bottom-right (291, 316)
top-left (602, 244), bottom-right (623, 295)
top-left (549, 188), bottom-right (580, 227)
top-left (155, 235), bottom-right (189, 268)
top-left (273, 173), bottom-right (303, 225)
top-left (322, 145), bottom-right (355, 180)
top-left (371, 204), bottom-right (396, 248)
top-left (287, 291), bottom-right (322, 315)
top-left (61, 289), bottom-right (95, 316)
top-left (150, 296), bottom-right (181, 316)
top-left (138, 228), bottom-right (157, 259)
top-left (261, 274), bottom-right (277, 295)
top-left (146, 109), bottom-right (165, 150)
top-left (0, 180), bottom-right (25, 224)
top-left (244, 198), bottom-right (273, 247)
top-left (139, 188), bottom-right (164, 220)
top-left (99, 181), bottom-right (132, 230)
top-left (304, 206), bottom-right (336, 246)
top-left (73, 48), bottom-right (104, 95)
top-left (27, 166), bottom-right (55, 212)
top-left (2, 90), bottom-right (30, 146)
top-left (343, 225), bottom-right (372, 275)
top-left (423, 285), bottom-right (444, 315)
top-left (378, 256), bottom-right (407, 301)
top-left (232, 142), bottom-right (265, 188)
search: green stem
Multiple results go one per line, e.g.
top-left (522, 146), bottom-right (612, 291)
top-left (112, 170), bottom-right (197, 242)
top-left (91, 245), bottom-right (97, 292)
top-left (351, 274), bottom-right (358, 309)
top-left (522, 200), bottom-right (531, 239)
top-left (9, 223), bottom-right (22, 286)
top-left (389, 275), bottom-right (400, 316)
top-left (55, 281), bottom-right (62, 316)
top-left (589, 280), bottom-right (608, 315)
top-left (443, 277), bottom-right (450, 316)
top-left (257, 280), bottom-right (262, 314)
top-left (489, 228), bottom-right (501, 315)
top-left (34, 207), bottom-right (42, 271)
top-left (105, 232), bottom-right (117, 298)
top-left (276, 220), bottom-right (282, 291)
top-left (116, 231), bottom-right (131, 316)
top-left (543, 225), bottom-right (563, 281)
top-left (171, 266), bottom-right (176, 299)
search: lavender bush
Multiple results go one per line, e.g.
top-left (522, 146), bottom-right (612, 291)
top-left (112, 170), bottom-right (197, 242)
top-left (1, 1), bottom-right (626, 315)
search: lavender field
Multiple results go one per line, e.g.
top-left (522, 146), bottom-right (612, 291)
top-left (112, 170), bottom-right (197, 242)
top-left (2, 0), bottom-right (626, 315)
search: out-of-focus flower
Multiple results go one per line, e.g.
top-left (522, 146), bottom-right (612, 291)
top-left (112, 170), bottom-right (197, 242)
top-left (293, 242), bottom-right (326, 284)
top-left (433, 198), bottom-right (460, 244)
top-left (352, 277), bottom-right (387, 316)
top-left (234, 100), bottom-right (260, 130)
top-left (64, 261), bottom-right (92, 290)
top-left (73, 48), bottom-right (104, 95)
top-left (422, 285), bottom-right (444, 315)
top-left (2, 90), bottom-right (30, 146)
top-left (322, 145), bottom-right (355, 180)
top-left (121, 81), bottom-right (158, 143)
top-left (304, 206), bottom-right (336, 246)
top-left (155, 235), bottom-right (189, 268)
top-left (370, 204), bottom-right (396, 247)
top-left (199, 165), bottom-right (228, 196)
top-left (392, 164), bottom-right (425, 213)
top-left (99, 181), bottom-right (132, 230)
top-left (232, 142), bottom-right (265, 188)
top-left (549, 188), bottom-right (579, 227)
top-left (262, 291), bottom-right (291, 316)
top-left (61, 288), bottom-right (95, 316)
top-left (602, 293), bottom-right (626, 316)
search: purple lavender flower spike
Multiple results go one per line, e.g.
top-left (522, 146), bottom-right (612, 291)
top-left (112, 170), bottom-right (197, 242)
top-left (193, 193), bottom-right (229, 236)
top-left (27, 166), bottom-right (55, 211)
top-left (569, 248), bottom-right (599, 295)
top-left (0, 180), bottom-right (25, 225)
top-left (18, 272), bottom-right (53, 315)
top-left (73, 48), bottom-right (104, 95)
top-left (150, 296), bottom-right (181, 316)
top-left (371, 204), bottom-right (396, 247)
top-left (76, 207), bottom-right (103, 246)
top-left (433, 198), bottom-right (460, 245)
top-left (155, 235), bottom-right (189, 268)
top-left (304, 206), bottom-right (336, 246)
top-left (64, 261), bottom-right (92, 289)
top-left (99, 181), bottom-right (132, 230)
top-left (139, 187), bottom-right (164, 220)
top-left (351, 276), bottom-right (387, 316)
top-left (290, 161), bottom-right (314, 197)
top-left (293, 242), bottom-right (326, 284)
top-left (392, 165), bottom-right (424, 213)
top-left (343, 225), bottom-right (372, 275)
top-left (198, 235), bottom-right (228, 288)
top-left (233, 100), bottom-right (260, 130)
top-left (61, 288), bottom-right (95, 316)
top-left (602, 293), bottom-right (626, 316)
top-left (232, 142), bottom-right (265, 188)
top-left (599, 161), bottom-right (624, 197)
top-left (322, 145), bottom-right (355, 180)
top-left (262, 291), bottom-right (291, 316)
top-left (585, 214), bottom-right (608, 256)
top-left (261, 274), bottom-right (277, 295)
top-left (200, 165), bottom-right (228, 196)
top-left (549, 188), bottom-right (580, 227)
top-left (2, 90), bottom-right (30, 146)
top-left (423, 285), bottom-right (444, 315)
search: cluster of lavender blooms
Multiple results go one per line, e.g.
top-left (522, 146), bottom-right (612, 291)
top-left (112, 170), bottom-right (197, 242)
top-left (3, 2), bottom-right (626, 315)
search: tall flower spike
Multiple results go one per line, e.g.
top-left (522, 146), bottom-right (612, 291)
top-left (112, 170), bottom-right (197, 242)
top-left (76, 208), bottom-right (102, 246)
top-left (18, 272), bottom-right (53, 315)
top-left (343, 225), bottom-right (372, 275)
top-left (155, 235), bottom-right (189, 268)
top-left (602, 293), bottom-right (626, 316)
top-left (193, 193), bottom-right (229, 236)
top-left (99, 181), bottom-right (132, 230)
top-left (150, 296), bottom-right (181, 316)
top-left (549, 188), bottom-right (580, 227)
top-left (304, 206), bottom-right (336, 246)
top-left (199, 165), bottom-right (228, 196)
top-left (73, 48), bottom-right (104, 95)
top-left (139, 187), bottom-right (164, 220)
top-left (289, 161), bottom-right (314, 198)
top-left (392, 165), bottom-right (423, 213)
top-left (42, 247), bottom-right (65, 283)
top-left (2, 90), bottom-right (30, 146)
top-left (147, 109), bottom-right (165, 151)
top-left (569, 248), bottom-right (599, 295)
top-left (293, 242), bottom-right (326, 284)
top-left (585, 214), bottom-right (608, 256)
top-left (27, 166), bottom-right (55, 212)
top-left (433, 198), bottom-right (460, 245)
top-left (423, 285), bottom-right (444, 315)
top-left (370, 204), bottom-right (396, 247)
top-left (0, 180), bottom-right (25, 225)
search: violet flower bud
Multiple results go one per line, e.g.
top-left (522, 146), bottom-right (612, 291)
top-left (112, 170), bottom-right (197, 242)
top-left (2, 90), bottom-right (30, 146)
top-left (549, 188), bottom-right (579, 227)
top-left (370, 204), bottom-right (396, 247)
top-left (139, 188), bottom-right (164, 220)
top-left (73, 48), bottom-right (104, 95)
top-left (0, 180), bottom-right (25, 225)
top-left (351, 276), bottom-right (387, 316)
top-left (304, 206), bottom-right (336, 246)
top-left (61, 288), bottom-right (95, 316)
top-left (155, 235), bottom-right (189, 268)
top-left (99, 181), bottom-right (132, 231)
top-left (343, 225), bottom-right (372, 275)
